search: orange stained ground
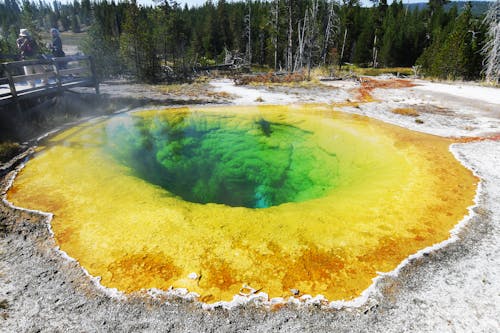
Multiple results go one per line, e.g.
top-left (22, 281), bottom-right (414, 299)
top-left (7, 104), bottom-right (477, 303)
top-left (356, 77), bottom-right (416, 102)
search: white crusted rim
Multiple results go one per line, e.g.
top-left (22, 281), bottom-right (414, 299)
top-left (0, 131), bottom-right (485, 312)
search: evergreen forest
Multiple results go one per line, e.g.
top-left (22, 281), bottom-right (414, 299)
top-left (0, 0), bottom-right (498, 82)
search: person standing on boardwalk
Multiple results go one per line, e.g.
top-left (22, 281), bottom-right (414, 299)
top-left (16, 29), bottom-right (38, 60)
top-left (48, 28), bottom-right (65, 58)
top-left (16, 29), bottom-right (43, 87)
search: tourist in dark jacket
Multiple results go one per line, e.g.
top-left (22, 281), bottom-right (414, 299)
top-left (49, 28), bottom-right (65, 57)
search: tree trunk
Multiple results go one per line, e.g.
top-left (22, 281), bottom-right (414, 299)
top-left (272, 0), bottom-right (279, 71)
top-left (482, 1), bottom-right (500, 83)
top-left (339, 28), bottom-right (347, 70)
top-left (245, 1), bottom-right (252, 65)
top-left (306, 0), bottom-right (319, 79)
top-left (321, 0), bottom-right (338, 65)
top-left (294, 16), bottom-right (306, 72)
top-left (286, 0), bottom-right (293, 72)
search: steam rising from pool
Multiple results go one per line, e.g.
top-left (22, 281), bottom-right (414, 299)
top-left (7, 105), bottom-right (477, 303)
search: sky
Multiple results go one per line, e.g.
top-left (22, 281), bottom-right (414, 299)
top-left (140, 0), bottom-right (401, 8)
top-left (168, 0), bottom-right (205, 6)
top-left (144, 0), bottom-right (404, 7)
top-left (138, 0), bottom-right (491, 9)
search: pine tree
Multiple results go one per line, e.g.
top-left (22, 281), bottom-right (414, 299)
top-left (120, 0), bottom-right (158, 81)
top-left (20, 0), bottom-right (38, 35)
top-left (353, 9), bottom-right (373, 66)
top-left (71, 14), bottom-right (80, 33)
top-left (418, 2), bottom-right (482, 80)
top-left (439, 3), bottom-right (473, 78)
top-left (81, 20), bottom-right (121, 78)
top-left (80, 0), bottom-right (91, 26)
top-left (0, 0), bottom-right (21, 58)
top-left (81, 0), bottom-right (124, 78)
top-left (379, 1), bottom-right (400, 67)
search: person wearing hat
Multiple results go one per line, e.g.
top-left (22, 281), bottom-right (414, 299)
top-left (16, 29), bottom-right (43, 87)
top-left (16, 29), bottom-right (39, 60)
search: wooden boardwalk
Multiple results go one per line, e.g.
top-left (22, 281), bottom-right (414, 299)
top-left (0, 55), bottom-right (99, 107)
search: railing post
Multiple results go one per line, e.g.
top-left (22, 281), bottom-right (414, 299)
top-left (52, 57), bottom-right (63, 92)
top-left (3, 63), bottom-right (18, 101)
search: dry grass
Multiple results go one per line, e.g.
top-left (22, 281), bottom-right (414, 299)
top-left (309, 66), bottom-right (332, 77)
top-left (235, 72), bottom-right (307, 85)
top-left (194, 76), bottom-right (210, 84)
top-left (306, 65), bottom-right (414, 79)
top-left (154, 83), bottom-right (190, 94)
top-left (391, 108), bottom-right (420, 117)
top-left (206, 91), bottom-right (234, 99)
top-left (345, 66), bottom-right (414, 77)
top-left (154, 82), bottom-right (236, 101)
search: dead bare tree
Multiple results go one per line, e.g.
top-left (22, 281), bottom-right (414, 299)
top-left (482, 0), bottom-right (500, 84)
top-left (321, 0), bottom-right (339, 65)
top-left (245, 0), bottom-right (252, 65)
top-left (412, 65), bottom-right (421, 78)
top-left (286, 0), bottom-right (294, 72)
top-left (293, 0), bottom-right (320, 77)
top-left (372, 35), bottom-right (378, 68)
top-left (270, 0), bottom-right (280, 71)
top-left (294, 14), bottom-right (307, 72)
top-left (305, 0), bottom-right (319, 77)
top-left (224, 47), bottom-right (232, 64)
top-left (339, 28), bottom-right (347, 70)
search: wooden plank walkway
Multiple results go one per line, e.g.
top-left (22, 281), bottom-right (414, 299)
top-left (0, 55), bottom-right (99, 106)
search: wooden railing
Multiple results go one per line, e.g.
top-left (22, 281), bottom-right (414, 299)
top-left (0, 55), bottom-right (99, 106)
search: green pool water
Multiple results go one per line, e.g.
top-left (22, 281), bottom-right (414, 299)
top-left (104, 111), bottom-right (340, 208)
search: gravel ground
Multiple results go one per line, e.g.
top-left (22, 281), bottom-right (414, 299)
top-left (0, 78), bottom-right (499, 332)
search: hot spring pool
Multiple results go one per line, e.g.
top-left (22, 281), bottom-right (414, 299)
top-left (7, 104), bottom-right (477, 303)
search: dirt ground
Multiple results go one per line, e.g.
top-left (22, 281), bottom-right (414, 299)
top-left (0, 78), bottom-right (499, 332)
